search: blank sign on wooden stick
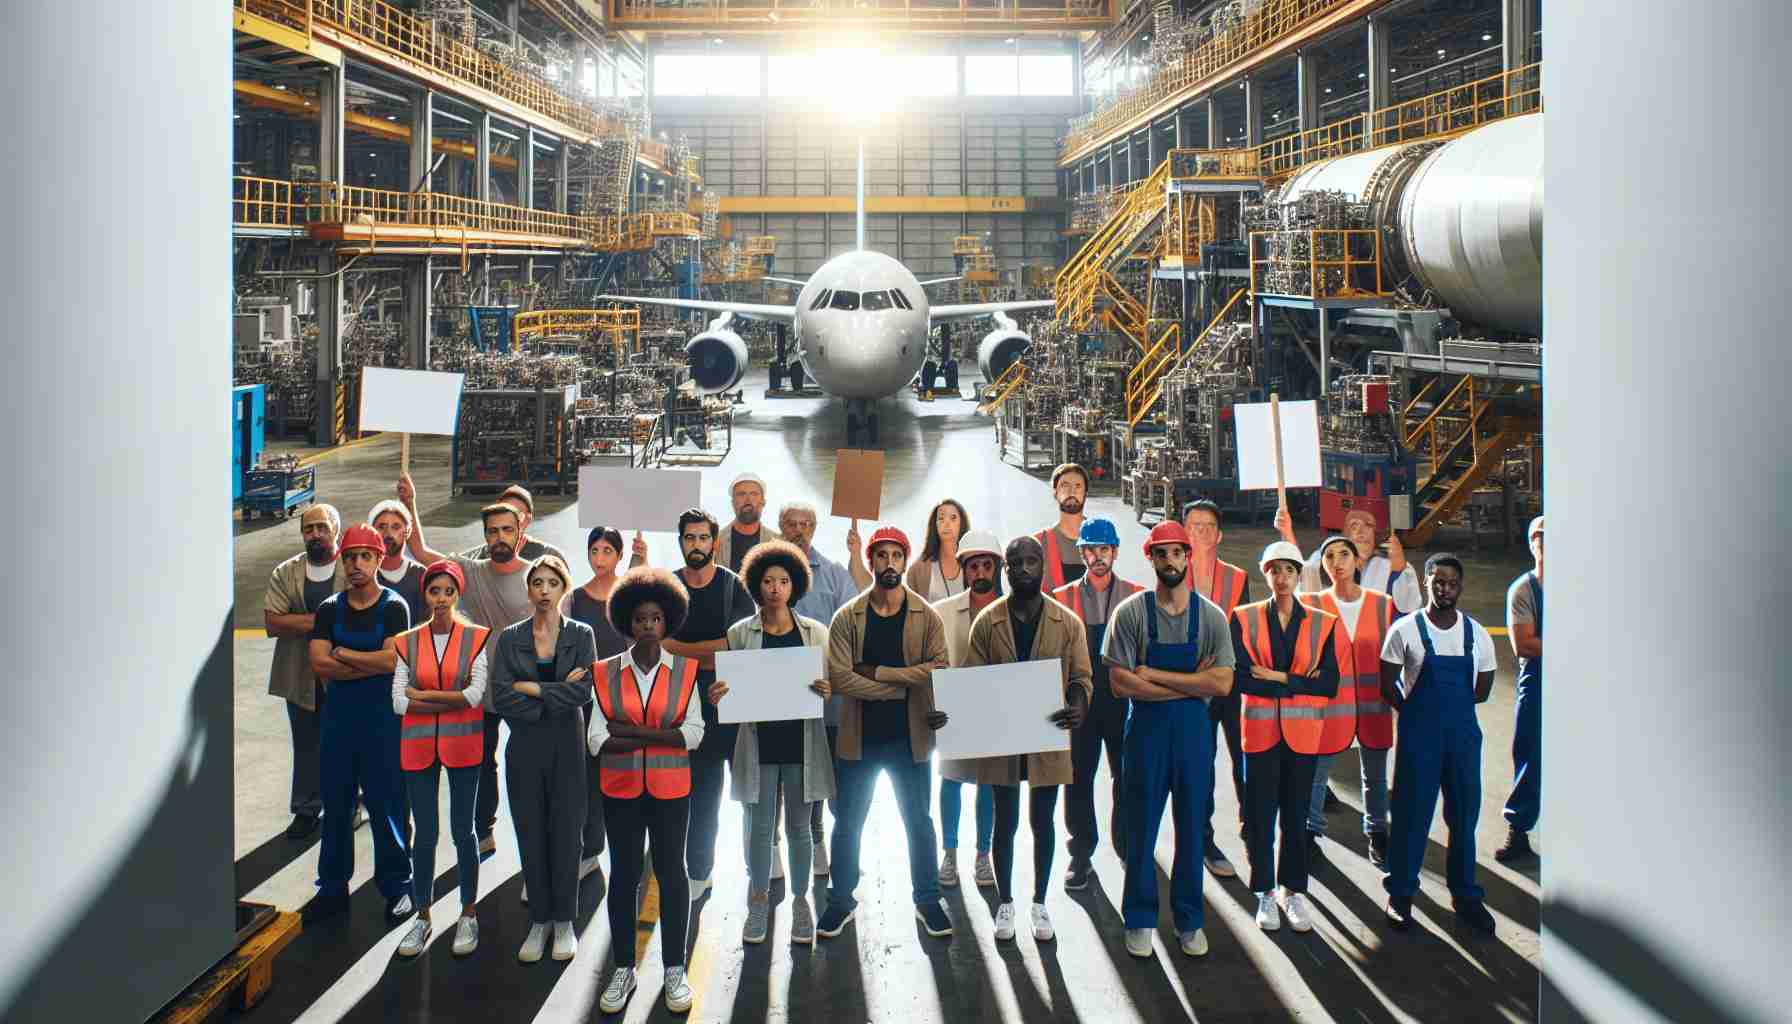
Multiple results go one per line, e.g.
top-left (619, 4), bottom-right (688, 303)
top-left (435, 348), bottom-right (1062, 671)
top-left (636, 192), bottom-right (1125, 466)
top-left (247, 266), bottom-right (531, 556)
top-left (830, 449), bottom-right (885, 520)
top-left (359, 367), bottom-right (466, 436)
top-left (577, 466), bottom-right (702, 531)
top-left (1235, 398), bottom-right (1322, 492)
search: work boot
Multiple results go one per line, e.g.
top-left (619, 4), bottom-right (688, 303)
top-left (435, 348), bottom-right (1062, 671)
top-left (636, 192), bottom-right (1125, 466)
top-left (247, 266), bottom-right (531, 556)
top-left (1454, 899), bottom-right (1496, 936)
top-left (1494, 826), bottom-right (1537, 864)
top-left (1367, 831), bottom-right (1390, 871)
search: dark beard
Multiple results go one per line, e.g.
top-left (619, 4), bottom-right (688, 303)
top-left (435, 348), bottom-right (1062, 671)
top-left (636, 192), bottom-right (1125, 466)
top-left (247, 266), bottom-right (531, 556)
top-left (969, 578), bottom-right (994, 594)
top-left (1155, 565), bottom-right (1186, 587)
top-left (1008, 577), bottom-right (1042, 601)
top-left (489, 543), bottom-right (515, 563)
top-left (737, 507), bottom-right (760, 526)
top-left (304, 540), bottom-right (333, 563)
top-left (876, 569), bottom-right (901, 590)
top-left (1058, 498), bottom-right (1084, 515)
top-left (383, 538), bottom-right (402, 556)
top-left (684, 548), bottom-right (712, 569)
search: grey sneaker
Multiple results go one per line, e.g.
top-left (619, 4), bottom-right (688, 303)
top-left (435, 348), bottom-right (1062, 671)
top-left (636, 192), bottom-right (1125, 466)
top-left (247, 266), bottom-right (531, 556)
top-left (396, 917), bottom-right (431, 958)
top-left (973, 852), bottom-right (995, 887)
top-left (743, 898), bottom-right (771, 944)
top-left (791, 896), bottom-right (815, 945)
top-left (599, 967), bottom-right (637, 1013)
top-left (938, 850), bottom-right (960, 888)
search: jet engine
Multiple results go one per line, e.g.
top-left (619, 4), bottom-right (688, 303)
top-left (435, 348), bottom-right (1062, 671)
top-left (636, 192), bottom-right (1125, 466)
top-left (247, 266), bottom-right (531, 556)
top-left (976, 311), bottom-right (1031, 383)
top-left (685, 313), bottom-right (749, 393)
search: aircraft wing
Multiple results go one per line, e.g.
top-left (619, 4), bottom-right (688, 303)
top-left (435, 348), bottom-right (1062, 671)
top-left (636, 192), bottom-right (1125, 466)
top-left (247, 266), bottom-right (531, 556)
top-left (927, 299), bottom-right (1056, 323)
top-left (916, 276), bottom-right (963, 287)
top-left (762, 276), bottom-right (809, 287)
top-left (596, 294), bottom-right (797, 324)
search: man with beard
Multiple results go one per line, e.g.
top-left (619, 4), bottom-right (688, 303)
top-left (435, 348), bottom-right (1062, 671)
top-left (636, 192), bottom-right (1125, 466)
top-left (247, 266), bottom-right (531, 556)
top-left (1181, 498), bottom-right (1253, 879)
top-left (305, 524), bottom-right (413, 922)
top-left (716, 474), bottom-right (767, 575)
top-left (1035, 463), bottom-right (1090, 591)
top-left (818, 526), bottom-right (954, 941)
top-left (1053, 517), bottom-right (1144, 888)
top-left (1379, 554), bottom-right (1497, 935)
top-left (369, 499), bottom-right (427, 625)
top-left (398, 473), bottom-right (541, 856)
top-left (958, 535), bottom-right (1091, 943)
top-left (659, 508), bottom-right (754, 900)
top-left (933, 531), bottom-right (1003, 889)
top-left (459, 484), bottom-right (651, 570)
top-left (265, 503), bottom-right (349, 839)
top-left (1104, 522), bottom-right (1235, 960)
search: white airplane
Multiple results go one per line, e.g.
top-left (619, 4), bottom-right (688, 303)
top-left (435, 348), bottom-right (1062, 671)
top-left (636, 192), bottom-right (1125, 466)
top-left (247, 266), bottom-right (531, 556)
top-left (601, 142), bottom-right (1052, 445)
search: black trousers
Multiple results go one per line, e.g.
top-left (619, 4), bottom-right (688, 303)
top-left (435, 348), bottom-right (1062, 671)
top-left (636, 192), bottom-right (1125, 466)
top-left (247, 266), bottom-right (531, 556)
top-left (285, 691), bottom-right (324, 817)
top-left (1205, 692), bottom-right (1246, 843)
top-left (1244, 741), bottom-right (1319, 895)
top-left (506, 717), bottom-right (587, 924)
top-left (1066, 682), bottom-right (1127, 863)
top-left (579, 703), bottom-right (605, 858)
top-left (604, 794), bottom-right (690, 969)
top-left (992, 783), bottom-right (1061, 905)
top-left (476, 709), bottom-right (503, 838)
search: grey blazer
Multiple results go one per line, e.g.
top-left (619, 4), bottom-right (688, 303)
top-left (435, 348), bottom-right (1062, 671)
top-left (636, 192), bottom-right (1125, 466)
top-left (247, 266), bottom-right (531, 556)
top-left (723, 613), bottom-right (837, 805)
top-left (489, 616), bottom-right (597, 724)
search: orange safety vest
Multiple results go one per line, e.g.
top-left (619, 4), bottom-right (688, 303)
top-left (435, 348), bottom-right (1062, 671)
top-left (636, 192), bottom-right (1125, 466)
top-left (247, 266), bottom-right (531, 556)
top-left (396, 621), bottom-right (491, 771)
top-left (1036, 526), bottom-right (1078, 592)
top-left (1234, 600), bottom-right (1342, 755)
top-left (1300, 590), bottom-right (1395, 750)
top-left (1188, 558), bottom-right (1249, 617)
top-left (592, 653), bottom-right (698, 799)
top-left (1052, 576), bottom-right (1144, 622)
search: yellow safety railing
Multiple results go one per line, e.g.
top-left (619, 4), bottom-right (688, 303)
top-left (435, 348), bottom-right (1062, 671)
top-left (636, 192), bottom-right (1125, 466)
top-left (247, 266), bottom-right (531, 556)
top-left (744, 235), bottom-right (778, 256)
top-left (1248, 229), bottom-right (1382, 299)
top-left (1054, 157), bottom-right (1172, 329)
top-left (610, 0), bottom-right (1113, 32)
top-left (1166, 148), bottom-right (1260, 180)
top-left (643, 212), bottom-right (701, 238)
top-left (976, 360), bottom-right (1030, 416)
top-left (1123, 286), bottom-right (1249, 429)
top-left (515, 307), bottom-right (641, 362)
top-left (1257, 117), bottom-right (1366, 179)
top-left (1404, 373), bottom-right (1480, 479)
top-left (234, 175), bottom-right (309, 227)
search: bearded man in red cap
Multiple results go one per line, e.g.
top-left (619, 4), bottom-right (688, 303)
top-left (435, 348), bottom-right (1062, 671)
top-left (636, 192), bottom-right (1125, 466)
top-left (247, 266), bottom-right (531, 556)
top-left (305, 523), bottom-right (415, 923)
top-left (816, 525), bottom-right (955, 941)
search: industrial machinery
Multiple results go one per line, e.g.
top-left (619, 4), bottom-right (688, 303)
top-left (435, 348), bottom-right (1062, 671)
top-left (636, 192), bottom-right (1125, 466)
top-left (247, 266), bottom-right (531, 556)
top-left (451, 386), bottom-right (577, 496)
top-left (231, 384), bottom-right (266, 507)
top-left (1320, 373), bottom-right (1417, 533)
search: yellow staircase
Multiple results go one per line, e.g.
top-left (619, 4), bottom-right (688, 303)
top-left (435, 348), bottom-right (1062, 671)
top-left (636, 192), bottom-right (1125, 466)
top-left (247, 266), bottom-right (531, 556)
top-left (1054, 158), bottom-right (1171, 333)
top-left (976, 360), bottom-right (1029, 416)
top-left (1122, 287), bottom-right (1250, 431)
top-left (1401, 375), bottom-right (1541, 545)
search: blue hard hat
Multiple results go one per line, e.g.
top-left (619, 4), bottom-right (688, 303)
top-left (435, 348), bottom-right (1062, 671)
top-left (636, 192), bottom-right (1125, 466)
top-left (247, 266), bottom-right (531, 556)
top-left (1077, 517), bottom-right (1120, 548)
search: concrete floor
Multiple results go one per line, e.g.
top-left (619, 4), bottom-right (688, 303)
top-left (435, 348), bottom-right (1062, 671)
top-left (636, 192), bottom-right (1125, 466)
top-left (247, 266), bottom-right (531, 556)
top-left (229, 370), bottom-right (1539, 1022)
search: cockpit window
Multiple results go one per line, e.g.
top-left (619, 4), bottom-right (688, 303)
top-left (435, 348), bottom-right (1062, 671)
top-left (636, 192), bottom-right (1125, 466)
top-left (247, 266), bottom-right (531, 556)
top-left (809, 289), bottom-right (833, 311)
top-left (828, 290), bottom-right (860, 311)
top-left (890, 289), bottom-right (913, 311)
top-left (861, 290), bottom-right (895, 311)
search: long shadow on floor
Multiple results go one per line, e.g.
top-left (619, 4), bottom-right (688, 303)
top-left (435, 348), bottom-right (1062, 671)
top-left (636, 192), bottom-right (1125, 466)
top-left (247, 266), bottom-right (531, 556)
top-left (235, 829), bottom-right (319, 899)
top-left (1064, 873), bottom-right (1196, 1023)
top-left (1163, 864), bottom-right (1288, 1019)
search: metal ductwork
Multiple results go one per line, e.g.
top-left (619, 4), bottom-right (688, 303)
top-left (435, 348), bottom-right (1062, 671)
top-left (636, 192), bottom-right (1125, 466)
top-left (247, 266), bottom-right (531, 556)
top-left (685, 313), bottom-right (749, 393)
top-left (1275, 113), bottom-right (1543, 336)
top-left (977, 311), bottom-right (1031, 381)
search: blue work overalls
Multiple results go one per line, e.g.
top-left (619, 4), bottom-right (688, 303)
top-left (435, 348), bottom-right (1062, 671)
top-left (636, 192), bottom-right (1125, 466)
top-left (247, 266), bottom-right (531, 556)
top-left (1504, 574), bottom-right (1541, 832)
top-left (1384, 613), bottom-right (1484, 903)
top-left (317, 587), bottom-right (412, 900)
top-left (1119, 592), bottom-right (1213, 932)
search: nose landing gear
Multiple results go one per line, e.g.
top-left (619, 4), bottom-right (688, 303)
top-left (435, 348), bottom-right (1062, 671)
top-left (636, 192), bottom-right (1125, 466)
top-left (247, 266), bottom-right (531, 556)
top-left (845, 399), bottom-right (881, 447)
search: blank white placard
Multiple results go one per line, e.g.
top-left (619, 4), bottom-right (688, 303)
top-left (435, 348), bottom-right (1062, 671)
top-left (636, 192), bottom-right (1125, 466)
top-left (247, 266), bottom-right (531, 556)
top-left (714, 645), bottom-right (826, 725)
top-left (1234, 399), bottom-right (1322, 490)
top-left (358, 367), bottom-right (466, 436)
top-left (932, 659), bottom-right (1069, 761)
top-left (578, 466), bottom-right (702, 530)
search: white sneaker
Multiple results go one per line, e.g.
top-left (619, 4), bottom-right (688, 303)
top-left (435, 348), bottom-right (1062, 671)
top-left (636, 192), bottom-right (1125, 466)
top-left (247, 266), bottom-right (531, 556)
top-left (451, 916), bottom-right (479, 956)
top-left (1031, 903), bottom-right (1054, 942)
top-left (1179, 928), bottom-right (1209, 957)
top-left (396, 917), bottom-right (431, 958)
top-left (352, 806), bottom-right (369, 829)
top-left (938, 850), bottom-right (960, 888)
top-left (520, 882), bottom-right (528, 905)
top-left (1255, 892), bottom-right (1281, 932)
top-left (689, 876), bottom-right (712, 902)
top-left (599, 967), bottom-right (637, 1013)
top-left (993, 902), bottom-right (1017, 941)
top-left (580, 855), bottom-right (603, 881)
top-left (771, 851), bottom-right (785, 882)
top-left (1124, 928), bottom-right (1154, 958)
top-left (1282, 892), bottom-right (1314, 933)
top-left (551, 921), bottom-right (577, 961)
top-left (518, 923), bottom-right (548, 962)
top-left (663, 965), bottom-right (693, 1013)
top-left (974, 852), bottom-right (996, 887)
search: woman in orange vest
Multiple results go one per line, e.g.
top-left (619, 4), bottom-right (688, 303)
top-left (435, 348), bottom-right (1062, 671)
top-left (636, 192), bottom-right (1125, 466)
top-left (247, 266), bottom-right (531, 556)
top-left (587, 567), bottom-right (703, 1017)
top-left (1299, 535), bottom-right (1397, 870)
top-left (1229, 542), bottom-right (1341, 935)
top-left (390, 560), bottom-right (491, 959)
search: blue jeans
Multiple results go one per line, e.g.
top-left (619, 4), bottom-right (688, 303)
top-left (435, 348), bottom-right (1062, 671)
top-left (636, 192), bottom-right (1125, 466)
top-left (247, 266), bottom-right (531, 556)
top-left (1307, 746), bottom-right (1390, 836)
top-left (826, 734), bottom-right (940, 912)
top-left (939, 778), bottom-right (994, 854)
top-left (406, 763), bottom-right (480, 911)
top-left (1504, 679), bottom-right (1541, 831)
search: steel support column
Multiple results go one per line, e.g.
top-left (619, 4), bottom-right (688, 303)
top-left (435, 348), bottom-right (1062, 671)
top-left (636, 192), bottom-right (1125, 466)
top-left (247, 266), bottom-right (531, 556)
top-left (554, 142), bottom-right (569, 213)
top-left (475, 110), bottom-right (491, 202)
top-left (1367, 16), bottom-right (1392, 119)
top-left (1502, 0), bottom-right (1536, 70)
top-left (408, 88), bottom-right (433, 192)
top-left (1296, 50), bottom-right (1320, 135)
top-left (405, 259), bottom-right (432, 370)
top-left (315, 63), bottom-right (345, 447)
top-left (1243, 77), bottom-right (1262, 148)
top-left (1207, 95), bottom-right (1223, 148)
top-left (519, 126), bottom-right (536, 209)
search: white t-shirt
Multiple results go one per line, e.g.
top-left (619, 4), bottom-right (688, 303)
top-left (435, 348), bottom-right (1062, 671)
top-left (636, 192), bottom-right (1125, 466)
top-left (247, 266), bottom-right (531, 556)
top-left (304, 558), bottom-right (338, 583)
top-left (1380, 610), bottom-right (1497, 697)
top-left (1332, 593), bottom-right (1365, 636)
top-left (1300, 551), bottom-right (1423, 613)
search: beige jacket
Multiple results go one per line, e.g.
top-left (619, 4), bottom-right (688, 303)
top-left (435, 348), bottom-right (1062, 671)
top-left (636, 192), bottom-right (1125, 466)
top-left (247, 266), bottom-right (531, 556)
top-left (958, 594), bottom-right (1094, 786)
top-left (826, 585), bottom-right (948, 762)
top-left (264, 552), bottom-right (349, 709)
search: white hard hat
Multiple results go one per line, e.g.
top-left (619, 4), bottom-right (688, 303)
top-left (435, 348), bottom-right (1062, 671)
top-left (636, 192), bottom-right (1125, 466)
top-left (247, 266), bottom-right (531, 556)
top-left (956, 530), bottom-right (1003, 564)
top-left (1259, 541), bottom-right (1305, 572)
top-left (729, 473), bottom-right (765, 494)
top-left (1527, 515), bottom-right (1545, 539)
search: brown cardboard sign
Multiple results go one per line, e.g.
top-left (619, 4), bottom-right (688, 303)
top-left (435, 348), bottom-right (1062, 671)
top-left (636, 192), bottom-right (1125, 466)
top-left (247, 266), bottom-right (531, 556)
top-left (830, 449), bottom-right (885, 520)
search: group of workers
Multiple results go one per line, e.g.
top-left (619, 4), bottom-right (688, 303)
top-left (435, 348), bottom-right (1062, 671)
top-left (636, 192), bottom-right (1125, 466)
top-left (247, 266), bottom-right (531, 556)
top-left (262, 462), bottom-right (1542, 1015)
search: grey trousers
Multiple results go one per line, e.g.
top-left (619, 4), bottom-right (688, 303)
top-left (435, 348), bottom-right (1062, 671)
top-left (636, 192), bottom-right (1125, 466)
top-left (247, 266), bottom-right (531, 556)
top-left (748, 764), bottom-right (812, 897)
top-left (579, 703), bottom-right (605, 858)
top-left (286, 695), bottom-right (324, 817)
top-left (505, 714), bottom-right (587, 924)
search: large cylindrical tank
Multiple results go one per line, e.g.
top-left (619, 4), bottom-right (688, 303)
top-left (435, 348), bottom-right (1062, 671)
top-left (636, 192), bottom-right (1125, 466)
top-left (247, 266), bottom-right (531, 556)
top-left (1274, 113), bottom-right (1543, 336)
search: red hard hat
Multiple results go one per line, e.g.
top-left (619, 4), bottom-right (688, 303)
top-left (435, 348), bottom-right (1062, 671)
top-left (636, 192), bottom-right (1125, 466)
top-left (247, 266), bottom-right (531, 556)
top-left (1143, 520), bottom-right (1192, 558)
top-left (422, 559), bottom-right (465, 594)
top-left (866, 525), bottom-right (912, 562)
top-left (338, 523), bottom-right (384, 557)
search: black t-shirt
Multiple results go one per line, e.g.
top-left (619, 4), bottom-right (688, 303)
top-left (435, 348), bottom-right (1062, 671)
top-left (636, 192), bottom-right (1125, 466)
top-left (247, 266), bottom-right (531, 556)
top-left (302, 571), bottom-right (337, 614)
top-left (678, 566), bottom-right (755, 727)
top-left (726, 526), bottom-right (763, 576)
top-left (568, 588), bottom-right (629, 661)
top-left (1011, 606), bottom-right (1041, 662)
top-left (860, 596), bottom-right (911, 745)
top-left (310, 589), bottom-right (411, 680)
top-left (1060, 563), bottom-right (1087, 586)
top-left (379, 561), bottom-right (428, 627)
top-left (755, 627), bottom-right (807, 764)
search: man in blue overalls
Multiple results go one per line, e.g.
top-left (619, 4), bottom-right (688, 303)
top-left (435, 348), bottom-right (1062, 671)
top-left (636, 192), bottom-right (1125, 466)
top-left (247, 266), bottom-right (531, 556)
top-left (306, 523), bottom-right (414, 922)
top-left (1379, 553), bottom-right (1498, 934)
top-left (1105, 522), bottom-right (1236, 960)
top-left (1496, 516), bottom-right (1543, 863)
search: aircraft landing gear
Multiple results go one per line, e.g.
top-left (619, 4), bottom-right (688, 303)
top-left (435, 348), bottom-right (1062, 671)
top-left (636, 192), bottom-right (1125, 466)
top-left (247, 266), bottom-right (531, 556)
top-left (845, 399), bottom-right (881, 447)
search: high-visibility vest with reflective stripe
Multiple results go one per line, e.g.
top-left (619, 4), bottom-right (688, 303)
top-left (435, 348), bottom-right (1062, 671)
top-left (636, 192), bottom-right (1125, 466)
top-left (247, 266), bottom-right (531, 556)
top-left (1052, 576), bottom-right (1144, 623)
top-left (1188, 559), bottom-right (1249, 617)
top-left (1036, 527), bottom-right (1076, 592)
top-left (396, 621), bottom-right (491, 771)
top-left (1235, 600), bottom-right (1342, 755)
top-left (592, 654), bottom-right (698, 799)
top-left (1299, 589), bottom-right (1395, 750)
